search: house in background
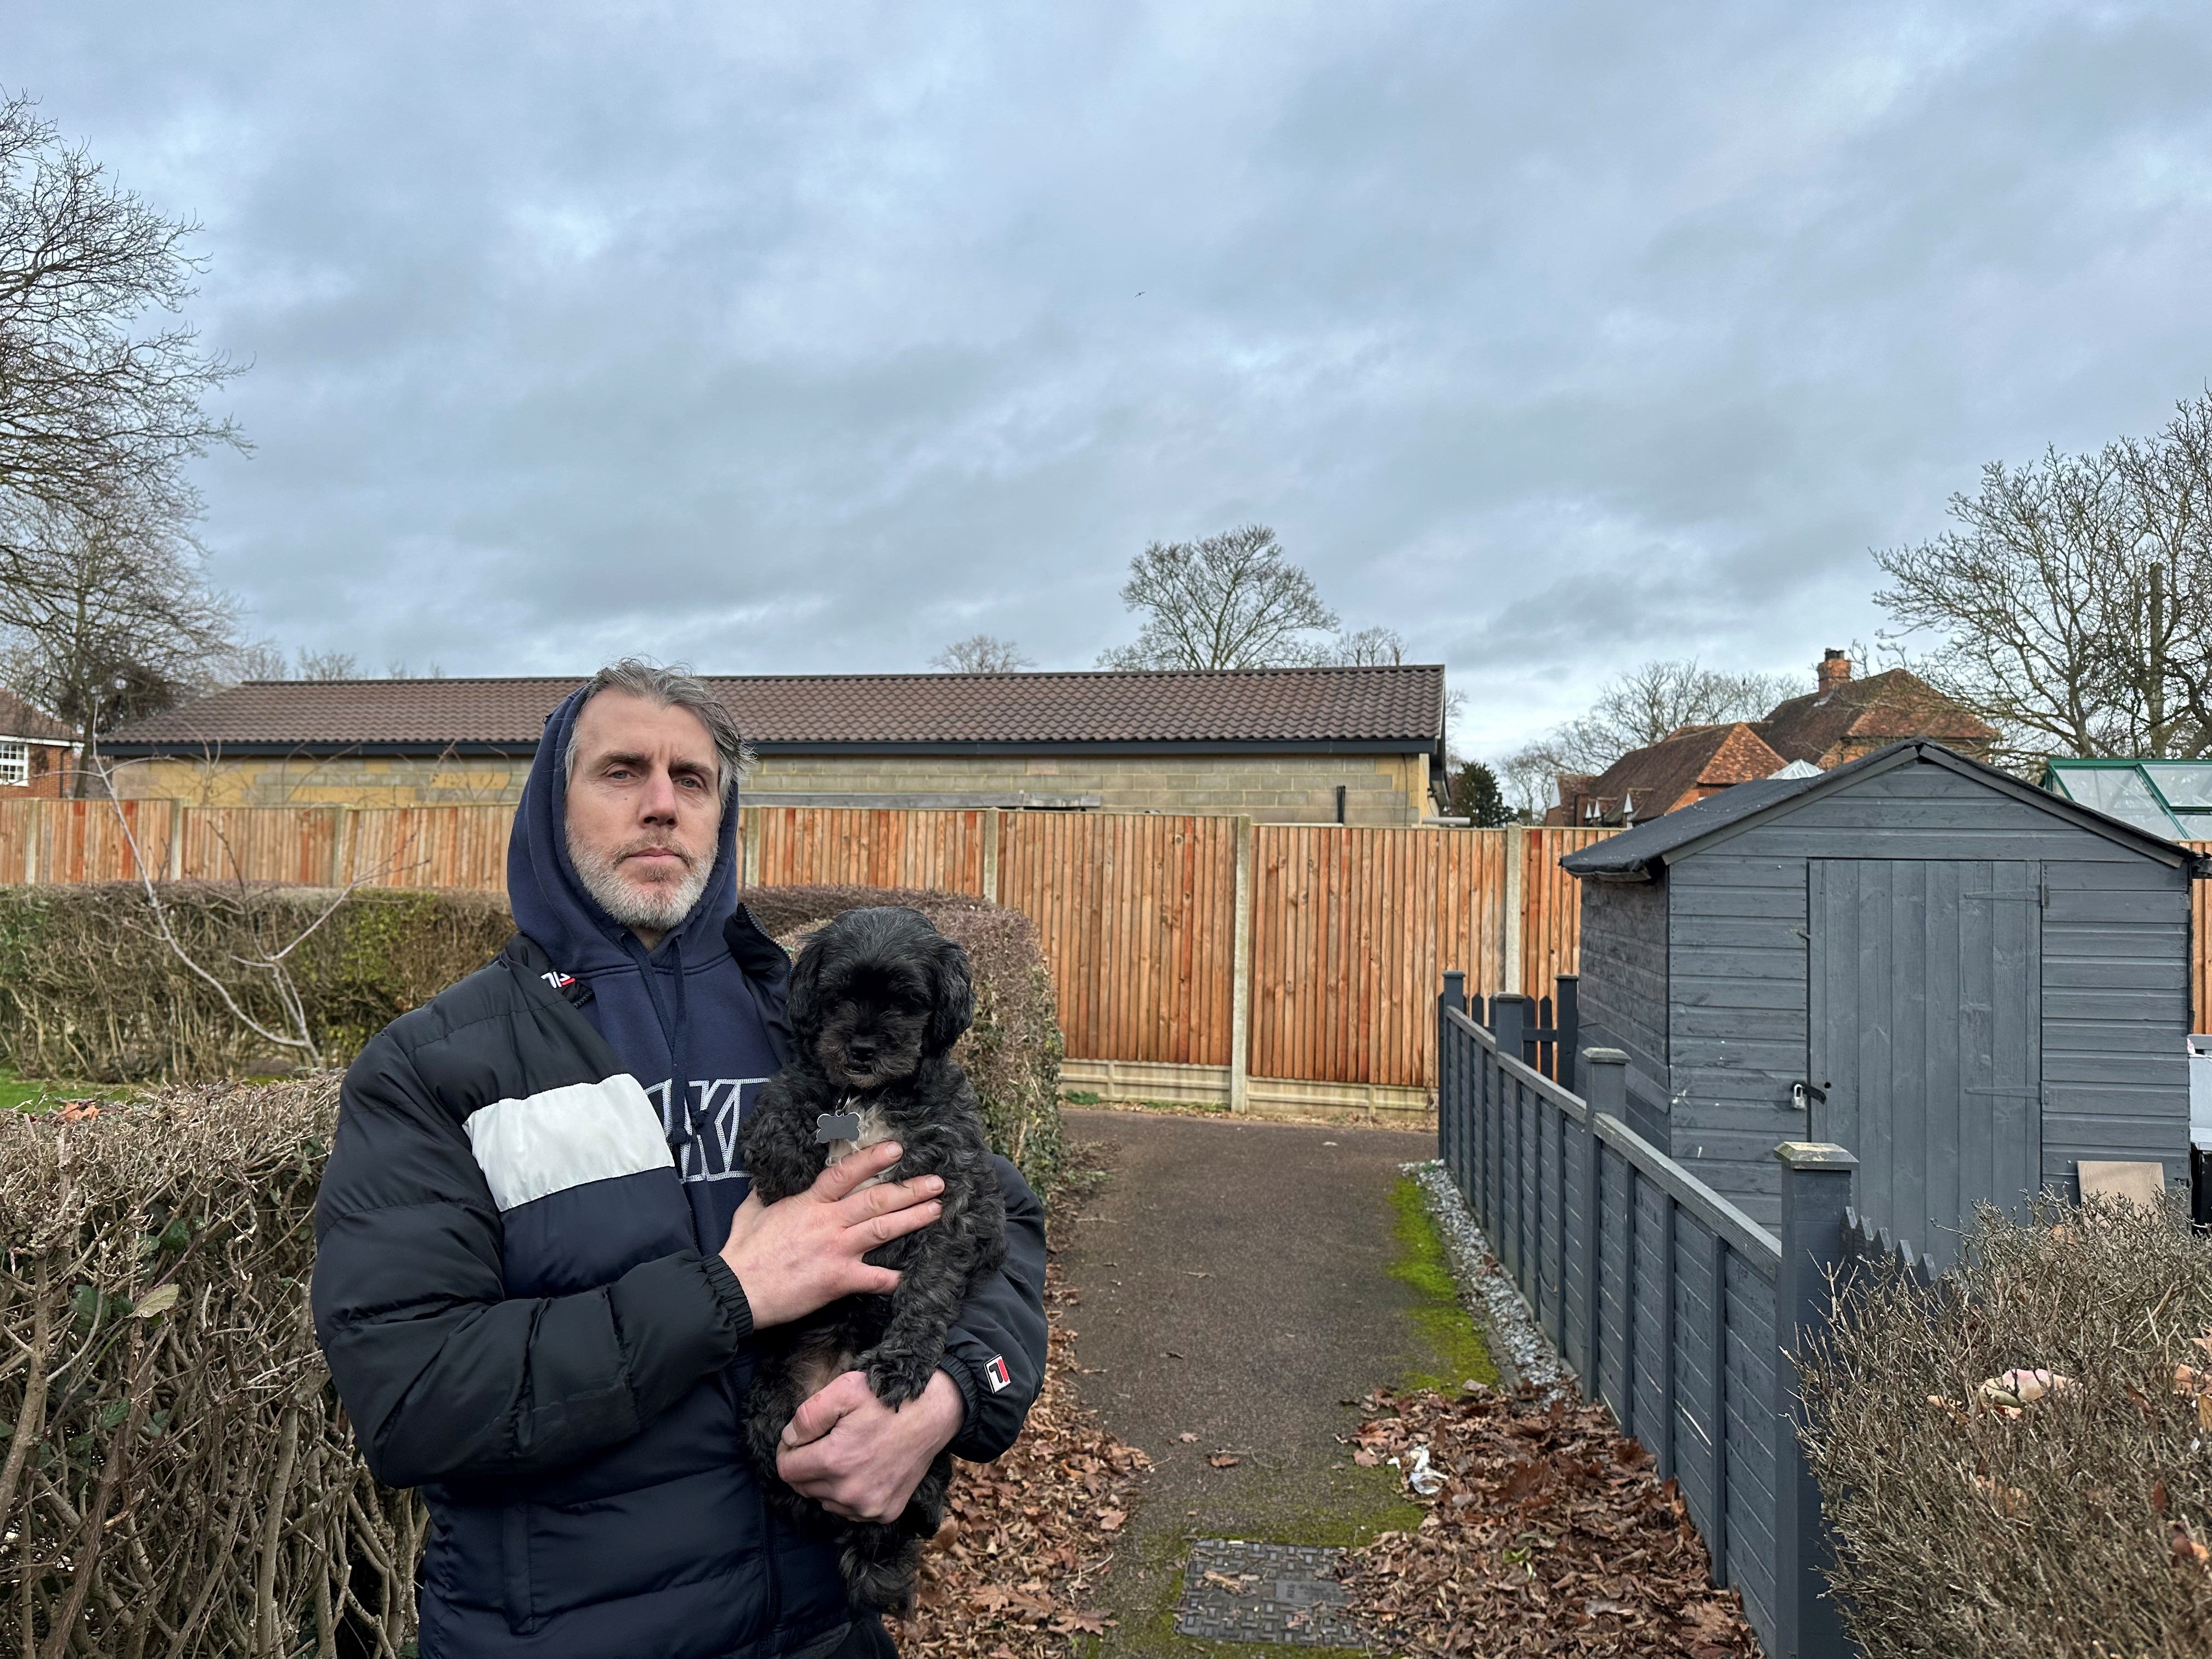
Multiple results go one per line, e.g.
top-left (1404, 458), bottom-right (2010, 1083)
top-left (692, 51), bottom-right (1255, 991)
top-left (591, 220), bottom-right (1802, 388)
top-left (0, 691), bottom-right (80, 798)
top-left (101, 666), bottom-right (1451, 825)
top-left (1548, 650), bottom-right (1996, 826)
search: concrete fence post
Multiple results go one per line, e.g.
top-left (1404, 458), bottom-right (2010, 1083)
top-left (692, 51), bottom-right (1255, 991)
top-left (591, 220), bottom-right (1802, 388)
top-left (1228, 816), bottom-right (1254, 1115)
top-left (1773, 1142), bottom-right (1857, 1659)
top-left (1579, 1048), bottom-right (1626, 1394)
top-left (1502, 826), bottom-right (1526, 996)
top-left (980, 808), bottom-right (1001, 904)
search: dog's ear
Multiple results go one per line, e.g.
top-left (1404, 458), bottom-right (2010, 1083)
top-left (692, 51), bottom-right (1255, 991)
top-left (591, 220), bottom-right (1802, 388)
top-left (923, 934), bottom-right (975, 1054)
top-left (786, 930), bottom-right (829, 1046)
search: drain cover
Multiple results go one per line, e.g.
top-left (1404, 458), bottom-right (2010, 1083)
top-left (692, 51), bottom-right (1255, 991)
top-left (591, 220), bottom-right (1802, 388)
top-left (1173, 1539), bottom-right (1365, 1647)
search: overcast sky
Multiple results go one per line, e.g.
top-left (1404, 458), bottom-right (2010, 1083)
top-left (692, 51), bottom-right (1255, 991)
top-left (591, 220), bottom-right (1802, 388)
top-left (14, 2), bottom-right (2212, 755)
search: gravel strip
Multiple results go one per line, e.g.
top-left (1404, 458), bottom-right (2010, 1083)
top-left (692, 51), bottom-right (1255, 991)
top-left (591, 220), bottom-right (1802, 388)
top-left (1402, 1158), bottom-right (1572, 1400)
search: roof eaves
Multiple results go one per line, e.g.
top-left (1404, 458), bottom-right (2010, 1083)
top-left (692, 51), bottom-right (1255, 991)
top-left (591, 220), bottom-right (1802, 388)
top-left (1567, 740), bottom-right (2196, 878)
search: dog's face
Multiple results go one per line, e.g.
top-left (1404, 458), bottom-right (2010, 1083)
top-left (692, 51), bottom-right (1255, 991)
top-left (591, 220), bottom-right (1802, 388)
top-left (787, 906), bottom-right (975, 1091)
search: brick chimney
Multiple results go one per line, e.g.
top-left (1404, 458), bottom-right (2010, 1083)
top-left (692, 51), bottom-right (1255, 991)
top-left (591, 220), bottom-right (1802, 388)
top-left (1816, 648), bottom-right (1852, 695)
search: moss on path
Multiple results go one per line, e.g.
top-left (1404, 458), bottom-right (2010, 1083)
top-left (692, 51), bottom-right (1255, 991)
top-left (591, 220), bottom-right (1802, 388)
top-left (1053, 1112), bottom-right (1493, 1659)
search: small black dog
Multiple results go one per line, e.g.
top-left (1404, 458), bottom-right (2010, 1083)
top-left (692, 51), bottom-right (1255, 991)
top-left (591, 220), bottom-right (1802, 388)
top-left (739, 906), bottom-right (1008, 1612)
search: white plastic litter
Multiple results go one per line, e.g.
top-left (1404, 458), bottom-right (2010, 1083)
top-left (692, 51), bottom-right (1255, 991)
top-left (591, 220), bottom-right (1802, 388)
top-left (1404, 1443), bottom-right (1444, 1497)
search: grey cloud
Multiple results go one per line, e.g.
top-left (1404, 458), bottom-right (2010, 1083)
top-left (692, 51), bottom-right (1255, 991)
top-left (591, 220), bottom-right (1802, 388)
top-left (12, 0), bottom-right (2212, 746)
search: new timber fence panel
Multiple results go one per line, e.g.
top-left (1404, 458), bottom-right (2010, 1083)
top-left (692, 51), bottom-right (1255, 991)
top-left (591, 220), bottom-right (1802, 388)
top-left (998, 811), bottom-right (1236, 1068)
top-left (173, 806), bottom-right (344, 885)
top-left (749, 806), bottom-right (989, 896)
top-left (1250, 826), bottom-right (1505, 1087)
top-left (1437, 993), bottom-right (1857, 1657)
top-left (346, 805), bottom-right (512, 889)
top-left (1521, 828), bottom-right (1612, 998)
top-left (0, 798), bottom-right (178, 883)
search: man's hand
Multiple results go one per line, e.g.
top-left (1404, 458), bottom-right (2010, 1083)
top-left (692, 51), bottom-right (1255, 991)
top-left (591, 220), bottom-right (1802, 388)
top-left (777, 1369), bottom-right (966, 1522)
top-left (720, 1143), bottom-right (943, 1329)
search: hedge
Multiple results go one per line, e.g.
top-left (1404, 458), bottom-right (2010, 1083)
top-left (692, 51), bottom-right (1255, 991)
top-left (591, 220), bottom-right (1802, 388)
top-left (1799, 1197), bottom-right (2212, 1658)
top-left (0, 1078), bottom-right (419, 1657)
top-left (0, 882), bottom-right (1063, 1189)
top-left (0, 884), bottom-right (513, 1081)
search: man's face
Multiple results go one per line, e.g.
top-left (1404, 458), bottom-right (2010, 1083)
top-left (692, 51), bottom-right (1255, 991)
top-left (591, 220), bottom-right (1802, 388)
top-left (563, 690), bottom-right (723, 942)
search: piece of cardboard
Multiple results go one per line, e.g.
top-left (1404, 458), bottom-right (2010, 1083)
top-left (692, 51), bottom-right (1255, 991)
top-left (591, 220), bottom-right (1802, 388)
top-left (2076, 1160), bottom-right (2166, 1209)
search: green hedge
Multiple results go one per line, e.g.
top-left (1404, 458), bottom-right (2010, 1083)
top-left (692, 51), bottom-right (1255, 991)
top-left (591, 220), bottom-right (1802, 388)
top-left (0, 884), bottom-right (513, 1081)
top-left (0, 882), bottom-right (1063, 1190)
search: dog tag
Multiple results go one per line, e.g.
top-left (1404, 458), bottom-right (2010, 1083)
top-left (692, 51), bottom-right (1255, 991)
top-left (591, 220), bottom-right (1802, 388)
top-left (816, 1112), bottom-right (864, 1144)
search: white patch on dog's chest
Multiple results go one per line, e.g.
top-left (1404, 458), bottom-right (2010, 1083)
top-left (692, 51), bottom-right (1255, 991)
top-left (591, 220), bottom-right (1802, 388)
top-left (823, 1103), bottom-right (894, 1189)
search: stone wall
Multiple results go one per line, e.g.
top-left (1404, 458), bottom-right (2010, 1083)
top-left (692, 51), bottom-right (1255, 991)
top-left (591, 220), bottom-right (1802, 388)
top-left (111, 749), bottom-right (1434, 823)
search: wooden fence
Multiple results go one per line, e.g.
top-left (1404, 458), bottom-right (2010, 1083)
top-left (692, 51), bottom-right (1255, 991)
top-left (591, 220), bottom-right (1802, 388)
top-left (4, 798), bottom-right (2204, 1103)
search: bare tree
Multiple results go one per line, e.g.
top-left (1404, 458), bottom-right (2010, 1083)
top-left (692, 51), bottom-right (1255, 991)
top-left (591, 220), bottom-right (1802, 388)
top-left (0, 492), bottom-right (238, 783)
top-left (296, 648), bottom-right (358, 680)
top-left (222, 639), bottom-right (289, 682)
top-left (930, 634), bottom-right (1033, 673)
top-left (1875, 392), bottom-right (2212, 762)
top-left (0, 93), bottom-right (244, 523)
top-left (1509, 658), bottom-right (1798, 783)
top-left (1330, 625), bottom-right (1406, 666)
top-left (1097, 524), bottom-right (1339, 670)
top-left (384, 659), bottom-right (446, 680)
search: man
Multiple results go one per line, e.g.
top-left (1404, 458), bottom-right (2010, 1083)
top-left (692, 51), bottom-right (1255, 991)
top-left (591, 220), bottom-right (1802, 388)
top-left (311, 660), bottom-right (1048, 1659)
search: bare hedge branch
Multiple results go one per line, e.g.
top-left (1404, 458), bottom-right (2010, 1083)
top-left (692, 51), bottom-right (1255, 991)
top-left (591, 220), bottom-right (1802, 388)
top-left (0, 1079), bottom-right (419, 1658)
top-left (1801, 1197), bottom-right (2212, 1657)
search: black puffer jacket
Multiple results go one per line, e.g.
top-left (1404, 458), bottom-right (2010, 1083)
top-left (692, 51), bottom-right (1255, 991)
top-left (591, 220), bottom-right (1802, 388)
top-left (311, 920), bottom-right (1048, 1659)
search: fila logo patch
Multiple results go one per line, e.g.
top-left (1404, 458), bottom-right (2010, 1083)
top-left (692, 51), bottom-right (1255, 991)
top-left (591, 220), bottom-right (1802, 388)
top-left (541, 971), bottom-right (577, 990)
top-left (984, 1355), bottom-right (1012, 1393)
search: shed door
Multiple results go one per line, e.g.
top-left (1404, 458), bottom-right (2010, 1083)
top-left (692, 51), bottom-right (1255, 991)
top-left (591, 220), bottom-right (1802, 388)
top-left (1807, 859), bottom-right (2042, 1268)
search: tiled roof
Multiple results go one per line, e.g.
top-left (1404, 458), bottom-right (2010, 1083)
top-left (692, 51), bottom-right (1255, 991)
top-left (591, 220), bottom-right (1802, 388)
top-left (105, 667), bottom-right (1447, 752)
top-left (1756, 668), bottom-right (1995, 764)
top-left (0, 689), bottom-right (75, 744)
top-left (1572, 723), bottom-right (1784, 823)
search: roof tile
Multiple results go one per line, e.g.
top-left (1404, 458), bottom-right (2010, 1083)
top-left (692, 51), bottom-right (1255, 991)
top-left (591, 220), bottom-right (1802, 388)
top-left (106, 667), bottom-right (1446, 751)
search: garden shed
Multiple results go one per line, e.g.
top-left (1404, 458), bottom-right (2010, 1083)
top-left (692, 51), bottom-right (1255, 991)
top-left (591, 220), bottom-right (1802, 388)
top-left (1561, 739), bottom-right (2203, 1260)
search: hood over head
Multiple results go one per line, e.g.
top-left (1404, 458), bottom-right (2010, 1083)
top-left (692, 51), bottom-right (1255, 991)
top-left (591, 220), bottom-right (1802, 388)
top-left (507, 681), bottom-right (740, 973)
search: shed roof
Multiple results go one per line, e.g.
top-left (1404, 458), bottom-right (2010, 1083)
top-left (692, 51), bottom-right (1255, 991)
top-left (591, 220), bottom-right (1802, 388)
top-left (1561, 740), bottom-right (2202, 879)
top-left (105, 665), bottom-right (1448, 757)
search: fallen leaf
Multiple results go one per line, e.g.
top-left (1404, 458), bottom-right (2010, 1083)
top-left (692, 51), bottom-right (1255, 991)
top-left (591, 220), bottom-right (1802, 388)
top-left (1207, 1453), bottom-right (1240, 1468)
top-left (1178, 1432), bottom-right (1198, 1443)
top-left (2175, 1523), bottom-right (2211, 1566)
top-left (1095, 1509), bottom-right (1124, 1532)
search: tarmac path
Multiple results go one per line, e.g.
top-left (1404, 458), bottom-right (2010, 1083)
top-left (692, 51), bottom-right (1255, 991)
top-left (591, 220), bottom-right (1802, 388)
top-left (1051, 1107), bottom-right (1460, 1655)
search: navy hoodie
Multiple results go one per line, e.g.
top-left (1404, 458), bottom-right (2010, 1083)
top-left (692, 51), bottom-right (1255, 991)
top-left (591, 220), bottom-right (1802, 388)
top-left (509, 683), bottom-right (789, 1256)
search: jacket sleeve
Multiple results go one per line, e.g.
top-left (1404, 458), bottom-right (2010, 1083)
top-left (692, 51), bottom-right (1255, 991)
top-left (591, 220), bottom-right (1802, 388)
top-left (935, 1155), bottom-right (1049, 1463)
top-left (311, 1029), bottom-right (752, 1491)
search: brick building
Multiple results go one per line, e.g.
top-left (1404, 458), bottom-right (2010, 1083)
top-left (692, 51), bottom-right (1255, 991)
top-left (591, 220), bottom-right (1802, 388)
top-left (1548, 651), bottom-right (1996, 826)
top-left (0, 691), bottom-right (80, 798)
top-left (103, 667), bottom-right (1449, 825)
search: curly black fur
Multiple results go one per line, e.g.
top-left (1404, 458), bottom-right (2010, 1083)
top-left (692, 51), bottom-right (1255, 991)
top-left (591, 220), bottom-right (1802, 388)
top-left (739, 906), bottom-right (1008, 1613)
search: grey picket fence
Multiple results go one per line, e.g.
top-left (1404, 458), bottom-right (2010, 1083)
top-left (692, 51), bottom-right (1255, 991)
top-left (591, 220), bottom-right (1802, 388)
top-left (1436, 974), bottom-right (1865, 1659)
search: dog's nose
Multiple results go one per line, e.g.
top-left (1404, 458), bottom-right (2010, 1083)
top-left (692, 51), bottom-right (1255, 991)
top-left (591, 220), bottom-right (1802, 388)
top-left (847, 1039), bottom-right (878, 1063)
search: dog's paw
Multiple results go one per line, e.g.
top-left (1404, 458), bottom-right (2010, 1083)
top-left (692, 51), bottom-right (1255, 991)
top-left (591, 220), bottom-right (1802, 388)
top-left (860, 1348), bottom-right (933, 1409)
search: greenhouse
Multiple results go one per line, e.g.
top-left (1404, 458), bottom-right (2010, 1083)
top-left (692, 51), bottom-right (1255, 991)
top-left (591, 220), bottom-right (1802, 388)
top-left (2041, 758), bottom-right (2212, 842)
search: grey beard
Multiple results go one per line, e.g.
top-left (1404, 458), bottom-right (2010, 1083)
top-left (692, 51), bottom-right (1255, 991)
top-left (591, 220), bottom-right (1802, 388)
top-left (567, 831), bottom-right (712, 934)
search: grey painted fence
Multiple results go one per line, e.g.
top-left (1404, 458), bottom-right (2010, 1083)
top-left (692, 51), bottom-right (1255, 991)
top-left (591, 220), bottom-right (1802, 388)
top-left (1437, 975), bottom-right (1861, 1659)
